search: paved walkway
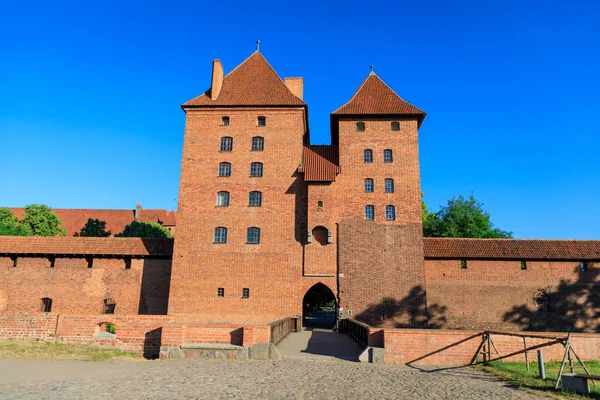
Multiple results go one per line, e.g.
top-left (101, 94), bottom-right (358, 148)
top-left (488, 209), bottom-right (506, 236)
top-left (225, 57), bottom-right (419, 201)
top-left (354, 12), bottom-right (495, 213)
top-left (276, 328), bottom-right (364, 361)
top-left (0, 358), bottom-right (544, 399)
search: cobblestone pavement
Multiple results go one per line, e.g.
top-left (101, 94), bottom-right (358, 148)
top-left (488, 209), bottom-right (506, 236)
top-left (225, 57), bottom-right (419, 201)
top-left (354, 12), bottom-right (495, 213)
top-left (0, 359), bottom-right (545, 399)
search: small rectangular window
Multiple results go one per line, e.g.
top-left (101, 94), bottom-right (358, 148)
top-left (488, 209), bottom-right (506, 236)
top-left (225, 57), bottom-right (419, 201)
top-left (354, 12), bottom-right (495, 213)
top-left (221, 116), bottom-right (230, 126)
top-left (520, 261), bottom-right (527, 270)
top-left (49, 257), bottom-right (55, 268)
top-left (125, 258), bottom-right (131, 269)
top-left (251, 137), bottom-right (264, 151)
top-left (257, 116), bottom-right (266, 126)
top-left (41, 298), bottom-right (52, 313)
top-left (364, 179), bottom-right (374, 193)
top-left (242, 288), bottom-right (250, 298)
top-left (103, 298), bottom-right (116, 314)
top-left (220, 137), bottom-right (233, 152)
top-left (365, 205), bottom-right (374, 220)
top-left (11, 256), bottom-right (17, 267)
top-left (219, 162), bottom-right (231, 177)
top-left (364, 149), bottom-right (373, 163)
top-left (384, 178), bottom-right (394, 193)
top-left (218, 288), bottom-right (225, 297)
top-left (214, 227), bottom-right (228, 243)
top-left (247, 227), bottom-right (261, 244)
top-left (356, 122), bottom-right (365, 132)
top-left (217, 191), bottom-right (230, 207)
top-left (580, 261), bottom-right (588, 272)
top-left (87, 257), bottom-right (93, 268)
top-left (460, 260), bottom-right (467, 269)
top-left (391, 121), bottom-right (400, 131)
top-left (249, 191), bottom-right (262, 207)
top-left (386, 205), bottom-right (395, 221)
top-left (250, 162), bottom-right (263, 177)
top-left (384, 149), bottom-right (393, 163)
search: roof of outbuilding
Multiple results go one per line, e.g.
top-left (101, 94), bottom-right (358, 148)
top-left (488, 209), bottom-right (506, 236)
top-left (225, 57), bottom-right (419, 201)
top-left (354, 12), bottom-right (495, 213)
top-left (0, 237), bottom-right (174, 257)
top-left (182, 52), bottom-right (305, 107)
top-left (298, 145), bottom-right (340, 182)
top-left (423, 238), bottom-right (600, 260)
top-left (332, 74), bottom-right (425, 122)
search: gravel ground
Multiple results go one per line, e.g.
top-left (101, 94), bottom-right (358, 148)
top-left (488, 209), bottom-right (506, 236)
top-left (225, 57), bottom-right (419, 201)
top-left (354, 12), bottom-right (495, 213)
top-left (0, 358), bottom-right (545, 399)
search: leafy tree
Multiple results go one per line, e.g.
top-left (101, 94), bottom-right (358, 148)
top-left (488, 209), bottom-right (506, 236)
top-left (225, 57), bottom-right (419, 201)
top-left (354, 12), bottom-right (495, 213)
top-left (18, 204), bottom-right (67, 236)
top-left (0, 208), bottom-right (30, 236)
top-left (423, 193), bottom-right (512, 238)
top-left (115, 221), bottom-right (173, 238)
top-left (74, 218), bottom-right (111, 237)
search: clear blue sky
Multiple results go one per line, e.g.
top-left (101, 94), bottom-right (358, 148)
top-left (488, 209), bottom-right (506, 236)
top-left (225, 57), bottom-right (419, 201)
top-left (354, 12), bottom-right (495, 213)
top-left (1, 0), bottom-right (599, 239)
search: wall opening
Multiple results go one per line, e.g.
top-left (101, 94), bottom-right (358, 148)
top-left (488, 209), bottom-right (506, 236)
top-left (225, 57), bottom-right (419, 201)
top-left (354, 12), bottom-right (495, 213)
top-left (312, 226), bottom-right (329, 246)
top-left (302, 283), bottom-right (336, 328)
top-left (103, 298), bottom-right (116, 314)
top-left (40, 297), bottom-right (52, 313)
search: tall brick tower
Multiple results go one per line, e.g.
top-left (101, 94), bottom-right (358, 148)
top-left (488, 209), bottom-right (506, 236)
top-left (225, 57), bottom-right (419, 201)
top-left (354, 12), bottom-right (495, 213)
top-left (330, 71), bottom-right (428, 328)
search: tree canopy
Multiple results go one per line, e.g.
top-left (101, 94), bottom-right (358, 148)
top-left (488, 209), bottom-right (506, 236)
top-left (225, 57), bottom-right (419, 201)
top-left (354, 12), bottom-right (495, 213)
top-left (423, 193), bottom-right (512, 238)
top-left (18, 204), bottom-right (67, 236)
top-left (0, 208), bottom-right (30, 236)
top-left (74, 218), bottom-right (111, 237)
top-left (115, 221), bottom-right (173, 238)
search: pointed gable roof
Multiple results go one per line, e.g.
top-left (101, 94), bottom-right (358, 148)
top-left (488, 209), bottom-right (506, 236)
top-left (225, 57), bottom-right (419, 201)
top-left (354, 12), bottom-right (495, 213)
top-left (332, 73), bottom-right (425, 123)
top-left (183, 52), bottom-right (305, 107)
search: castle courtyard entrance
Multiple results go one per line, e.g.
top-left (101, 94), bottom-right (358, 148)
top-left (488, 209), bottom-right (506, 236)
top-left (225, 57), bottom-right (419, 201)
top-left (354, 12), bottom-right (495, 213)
top-left (302, 283), bottom-right (336, 328)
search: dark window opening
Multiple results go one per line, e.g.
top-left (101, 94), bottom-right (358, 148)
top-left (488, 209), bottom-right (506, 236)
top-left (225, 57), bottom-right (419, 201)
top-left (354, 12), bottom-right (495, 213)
top-left (250, 162), bottom-right (263, 177)
top-left (221, 116), bottom-right (230, 126)
top-left (41, 297), bottom-right (52, 313)
top-left (384, 178), bottom-right (394, 193)
top-left (356, 121), bottom-right (365, 132)
top-left (364, 178), bottom-right (374, 193)
top-left (365, 205), bottom-right (374, 220)
top-left (257, 116), bottom-right (266, 126)
top-left (242, 288), bottom-right (250, 298)
top-left (312, 226), bottom-right (329, 246)
top-left (391, 121), bottom-right (400, 131)
top-left (125, 258), bottom-right (131, 269)
top-left (11, 256), bottom-right (17, 267)
top-left (364, 149), bottom-right (373, 163)
top-left (249, 191), bottom-right (262, 207)
top-left (49, 257), bottom-right (55, 268)
top-left (251, 136), bottom-right (264, 151)
top-left (520, 261), bottom-right (527, 270)
top-left (217, 191), bottom-right (230, 207)
top-left (581, 261), bottom-right (589, 272)
top-left (218, 162), bottom-right (231, 177)
top-left (103, 298), bottom-right (116, 314)
top-left (386, 205), bottom-right (396, 221)
top-left (317, 201), bottom-right (323, 211)
top-left (87, 257), bottom-right (93, 268)
top-left (214, 227), bottom-right (228, 243)
top-left (384, 149), bottom-right (393, 163)
top-left (247, 227), bottom-right (261, 244)
top-left (220, 137), bottom-right (233, 152)
top-left (461, 260), bottom-right (467, 269)
top-left (218, 288), bottom-right (225, 297)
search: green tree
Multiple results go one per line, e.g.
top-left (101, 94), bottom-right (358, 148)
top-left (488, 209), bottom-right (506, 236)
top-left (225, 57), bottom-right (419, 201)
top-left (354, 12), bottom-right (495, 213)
top-left (115, 221), bottom-right (173, 238)
top-left (74, 218), bottom-right (111, 237)
top-left (0, 208), bottom-right (30, 236)
top-left (18, 204), bottom-right (67, 236)
top-left (423, 193), bottom-right (512, 238)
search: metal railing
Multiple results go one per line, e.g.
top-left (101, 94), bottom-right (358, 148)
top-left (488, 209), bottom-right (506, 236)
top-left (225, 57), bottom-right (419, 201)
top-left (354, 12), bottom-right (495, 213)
top-left (339, 318), bottom-right (370, 348)
top-left (269, 316), bottom-right (299, 344)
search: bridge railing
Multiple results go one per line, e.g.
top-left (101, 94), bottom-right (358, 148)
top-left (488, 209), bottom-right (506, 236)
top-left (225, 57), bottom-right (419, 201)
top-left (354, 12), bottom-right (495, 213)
top-left (339, 318), bottom-right (370, 348)
top-left (269, 316), bottom-right (299, 344)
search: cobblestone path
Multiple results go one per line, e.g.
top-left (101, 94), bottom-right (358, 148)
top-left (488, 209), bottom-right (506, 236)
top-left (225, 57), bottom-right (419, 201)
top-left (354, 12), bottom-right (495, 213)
top-left (0, 359), bottom-right (545, 399)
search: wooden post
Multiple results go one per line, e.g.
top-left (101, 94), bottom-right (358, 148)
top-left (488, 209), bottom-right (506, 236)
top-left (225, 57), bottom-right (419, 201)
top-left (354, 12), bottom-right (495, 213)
top-left (554, 333), bottom-right (571, 390)
top-left (487, 333), bottom-right (492, 365)
top-left (470, 336), bottom-right (486, 365)
top-left (523, 337), bottom-right (529, 372)
top-left (490, 336), bottom-right (502, 359)
top-left (567, 344), bottom-right (574, 374)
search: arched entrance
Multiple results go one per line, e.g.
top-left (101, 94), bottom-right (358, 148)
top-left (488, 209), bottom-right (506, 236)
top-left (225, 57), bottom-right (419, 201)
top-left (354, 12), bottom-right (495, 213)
top-left (302, 283), bottom-right (336, 328)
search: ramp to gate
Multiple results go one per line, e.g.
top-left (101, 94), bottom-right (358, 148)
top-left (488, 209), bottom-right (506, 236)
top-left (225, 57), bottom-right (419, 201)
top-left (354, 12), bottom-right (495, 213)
top-left (276, 328), bottom-right (364, 362)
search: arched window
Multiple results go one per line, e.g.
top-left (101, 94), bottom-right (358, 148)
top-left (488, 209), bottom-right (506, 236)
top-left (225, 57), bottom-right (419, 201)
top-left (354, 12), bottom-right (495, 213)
top-left (356, 121), bottom-right (365, 132)
top-left (384, 149), bottom-right (393, 163)
top-left (220, 137), bottom-right (233, 152)
top-left (249, 191), bottom-right (262, 207)
top-left (217, 191), bottom-right (230, 207)
top-left (391, 121), bottom-right (400, 131)
top-left (365, 205), bottom-right (375, 220)
top-left (312, 226), bottom-right (329, 245)
top-left (317, 201), bottom-right (324, 211)
top-left (250, 162), bottom-right (263, 177)
top-left (386, 205), bottom-right (396, 221)
top-left (218, 162), bottom-right (231, 177)
top-left (384, 178), bottom-right (394, 193)
top-left (247, 227), bottom-right (261, 244)
top-left (41, 298), bottom-right (52, 313)
top-left (364, 178), bottom-right (374, 193)
top-left (214, 227), bottom-right (227, 243)
top-left (257, 116), bottom-right (266, 126)
top-left (364, 149), bottom-right (373, 163)
top-left (103, 298), bottom-right (116, 314)
top-left (251, 136), bottom-right (264, 151)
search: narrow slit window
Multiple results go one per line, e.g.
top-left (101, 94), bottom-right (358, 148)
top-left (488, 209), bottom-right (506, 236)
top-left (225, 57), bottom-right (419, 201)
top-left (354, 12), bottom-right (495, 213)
top-left (364, 178), bottom-right (374, 193)
top-left (124, 258), bottom-right (131, 269)
top-left (218, 162), bottom-right (231, 177)
top-left (250, 162), bottom-right (263, 177)
top-left (391, 121), bottom-right (400, 131)
top-left (386, 205), bottom-right (396, 221)
top-left (580, 261), bottom-right (588, 272)
top-left (520, 261), bottom-right (527, 270)
top-left (11, 256), bottom-right (17, 267)
top-left (221, 116), bottom-right (230, 126)
top-left (249, 191), bottom-right (262, 207)
top-left (384, 178), bottom-right (394, 193)
top-left (220, 137), bottom-right (233, 152)
top-left (257, 116), bottom-right (266, 126)
top-left (242, 288), bottom-right (250, 298)
top-left (41, 298), bottom-right (52, 313)
top-left (214, 227), bottom-right (228, 243)
top-left (49, 257), bottom-right (55, 268)
top-left (251, 136), bottom-right (264, 151)
top-left (317, 201), bottom-right (324, 211)
top-left (384, 149), bottom-right (393, 163)
top-left (365, 205), bottom-right (374, 220)
top-left (218, 288), bottom-right (225, 297)
top-left (217, 191), bottom-right (230, 207)
top-left (356, 122), bottom-right (365, 132)
top-left (87, 257), bottom-right (93, 268)
top-left (103, 298), bottom-right (116, 314)
top-left (247, 227), bottom-right (261, 244)
top-left (461, 260), bottom-right (467, 269)
top-left (364, 149), bottom-right (373, 163)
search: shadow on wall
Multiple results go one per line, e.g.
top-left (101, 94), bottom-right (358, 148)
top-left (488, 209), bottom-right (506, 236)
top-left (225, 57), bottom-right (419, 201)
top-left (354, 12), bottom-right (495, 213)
top-left (138, 259), bottom-right (172, 315)
top-left (354, 285), bottom-right (447, 329)
top-left (285, 172), bottom-right (308, 245)
top-left (504, 265), bottom-right (599, 332)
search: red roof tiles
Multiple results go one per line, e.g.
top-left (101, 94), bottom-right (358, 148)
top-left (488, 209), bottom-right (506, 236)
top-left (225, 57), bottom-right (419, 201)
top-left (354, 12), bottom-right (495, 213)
top-left (332, 74), bottom-right (425, 123)
top-left (182, 52), bottom-right (305, 107)
top-left (424, 238), bottom-right (600, 260)
top-left (298, 146), bottom-right (340, 182)
top-left (0, 237), bottom-right (173, 257)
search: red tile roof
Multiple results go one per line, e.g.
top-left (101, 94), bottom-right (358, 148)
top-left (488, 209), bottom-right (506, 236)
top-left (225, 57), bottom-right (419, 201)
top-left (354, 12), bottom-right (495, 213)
top-left (9, 207), bottom-right (176, 237)
top-left (0, 237), bottom-right (173, 257)
top-left (182, 52), bottom-right (305, 107)
top-left (332, 74), bottom-right (425, 123)
top-left (298, 145), bottom-right (340, 182)
top-left (424, 238), bottom-right (600, 260)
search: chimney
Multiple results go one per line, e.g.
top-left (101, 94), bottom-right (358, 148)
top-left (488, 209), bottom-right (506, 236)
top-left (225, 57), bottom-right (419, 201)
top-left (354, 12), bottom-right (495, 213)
top-left (284, 77), bottom-right (303, 100)
top-left (134, 204), bottom-right (142, 222)
top-left (211, 60), bottom-right (224, 100)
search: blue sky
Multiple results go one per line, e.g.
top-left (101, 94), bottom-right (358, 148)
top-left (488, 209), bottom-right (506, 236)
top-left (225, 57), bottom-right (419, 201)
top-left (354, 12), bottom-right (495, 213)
top-left (1, 0), bottom-right (598, 239)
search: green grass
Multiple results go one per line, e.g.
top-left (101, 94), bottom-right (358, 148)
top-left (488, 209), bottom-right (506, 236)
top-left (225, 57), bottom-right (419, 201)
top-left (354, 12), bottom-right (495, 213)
top-left (481, 360), bottom-right (600, 399)
top-left (0, 339), bottom-right (141, 361)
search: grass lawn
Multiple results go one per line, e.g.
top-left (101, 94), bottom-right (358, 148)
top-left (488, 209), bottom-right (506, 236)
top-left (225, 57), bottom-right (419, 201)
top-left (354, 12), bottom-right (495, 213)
top-left (481, 360), bottom-right (600, 399)
top-left (0, 339), bottom-right (141, 361)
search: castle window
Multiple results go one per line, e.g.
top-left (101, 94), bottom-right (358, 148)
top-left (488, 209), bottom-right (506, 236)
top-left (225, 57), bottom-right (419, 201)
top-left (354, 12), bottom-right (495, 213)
top-left (520, 261), bottom-right (527, 270)
top-left (217, 191), bottom-right (230, 207)
top-left (356, 122), bottom-right (365, 132)
top-left (11, 256), bottom-right (17, 267)
top-left (250, 162), bottom-right (263, 177)
top-left (364, 178), bottom-right (374, 193)
top-left (218, 162), bottom-right (231, 177)
top-left (384, 178), bottom-right (394, 193)
top-left (257, 116), bottom-right (266, 126)
top-left (317, 201), bottom-right (324, 211)
top-left (384, 149), bottom-right (393, 163)
top-left (386, 205), bottom-right (396, 221)
top-left (249, 191), bottom-right (262, 207)
top-left (391, 121), bottom-right (400, 131)
top-left (220, 137), bottom-right (233, 152)
top-left (41, 298), bottom-right (52, 313)
top-left (365, 205), bottom-right (374, 220)
top-left (252, 136), bottom-right (264, 151)
top-left (124, 258), bottom-right (131, 269)
top-left (86, 257), bottom-right (93, 268)
top-left (364, 149), bottom-right (373, 163)
top-left (218, 288), bottom-right (225, 297)
top-left (247, 227), bottom-right (261, 244)
top-left (242, 288), bottom-right (250, 298)
top-left (49, 257), bottom-right (55, 268)
top-left (461, 260), bottom-right (467, 269)
top-left (214, 227), bottom-right (228, 243)
top-left (103, 298), bottom-right (116, 314)
top-left (221, 116), bottom-right (230, 126)
top-left (580, 261), bottom-right (588, 272)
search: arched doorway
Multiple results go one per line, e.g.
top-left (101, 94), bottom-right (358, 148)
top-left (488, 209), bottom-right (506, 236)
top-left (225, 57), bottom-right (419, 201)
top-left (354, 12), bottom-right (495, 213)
top-left (302, 283), bottom-right (336, 328)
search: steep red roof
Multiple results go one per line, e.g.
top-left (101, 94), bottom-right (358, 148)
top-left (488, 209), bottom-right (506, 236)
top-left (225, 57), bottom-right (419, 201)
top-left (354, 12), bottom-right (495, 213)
top-left (9, 207), bottom-right (176, 237)
top-left (424, 238), bottom-right (600, 260)
top-left (332, 74), bottom-right (425, 122)
top-left (298, 146), bottom-right (340, 182)
top-left (183, 52), bottom-right (305, 107)
top-left (0, 237), bottom-right (173, 257)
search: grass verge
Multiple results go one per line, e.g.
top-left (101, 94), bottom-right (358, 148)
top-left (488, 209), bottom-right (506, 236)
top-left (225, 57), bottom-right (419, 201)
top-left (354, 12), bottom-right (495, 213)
top-left (480, 360), bottom-right (600, 399)
top-left (0, 339), bottom-right (141, 361)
